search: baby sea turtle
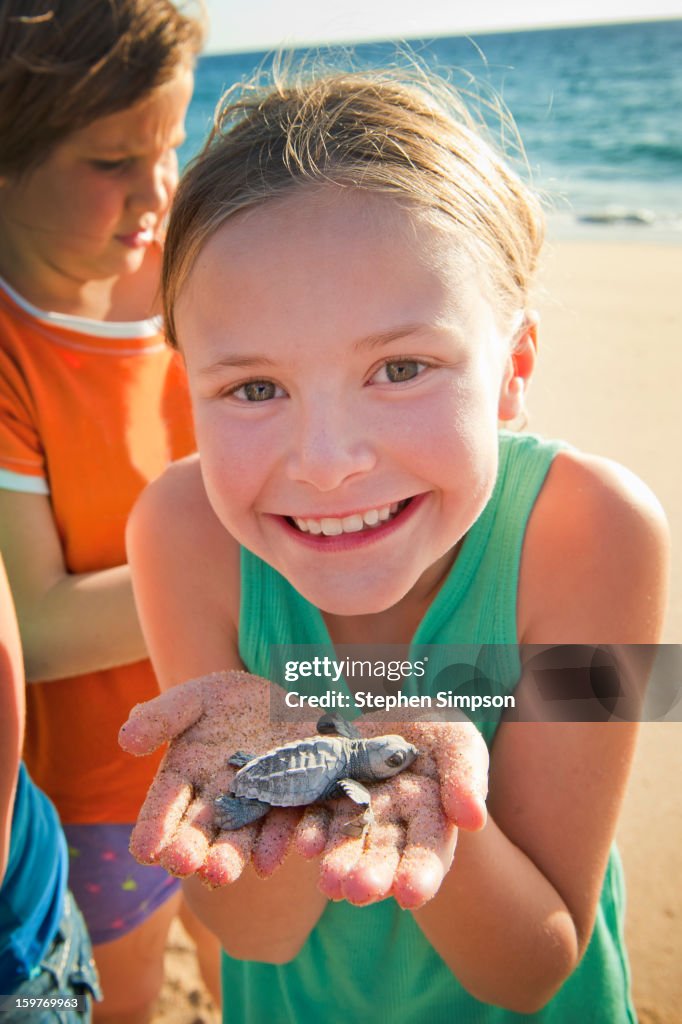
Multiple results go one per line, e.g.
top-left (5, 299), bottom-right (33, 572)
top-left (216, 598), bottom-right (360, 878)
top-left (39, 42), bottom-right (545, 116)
top-left (214, 712), bottom-right (418, 838)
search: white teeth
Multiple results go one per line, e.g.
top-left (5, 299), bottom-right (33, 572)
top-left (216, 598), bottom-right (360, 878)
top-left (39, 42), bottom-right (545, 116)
top-left (292, 501), bottom-right (408, 536)
top-left (320, 518), bottom-right (343, 536)
top-left (341, 514), bottom-right (364, 533)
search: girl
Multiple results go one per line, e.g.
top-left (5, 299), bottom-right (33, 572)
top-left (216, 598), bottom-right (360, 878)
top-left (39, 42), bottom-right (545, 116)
top-left (0, 2), bottom-right (219, 1020)
top-left (119, 70), bottom-right (669, 1021)
top-left (1, 553), bottom-right (100, 1019)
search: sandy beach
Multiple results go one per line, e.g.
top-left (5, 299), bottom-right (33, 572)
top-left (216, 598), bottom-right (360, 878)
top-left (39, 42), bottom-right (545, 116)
top-left (152, 236), bottom-right (682, 1024)
top-left (532, 237), bottom-right (682, 1024)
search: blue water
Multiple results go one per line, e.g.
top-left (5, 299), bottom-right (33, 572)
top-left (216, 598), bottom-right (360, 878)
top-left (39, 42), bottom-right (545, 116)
top-left (182, 19), bottom-right (682, 239)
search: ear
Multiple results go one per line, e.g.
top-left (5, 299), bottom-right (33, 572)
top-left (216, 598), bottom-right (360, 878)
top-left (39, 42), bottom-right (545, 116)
top-left (498, 318), bottom-right (538, 423)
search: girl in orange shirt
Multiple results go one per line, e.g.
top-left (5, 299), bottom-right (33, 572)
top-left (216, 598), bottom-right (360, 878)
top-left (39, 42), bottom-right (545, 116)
top-left (0, 2), bottom-right (219, 1020)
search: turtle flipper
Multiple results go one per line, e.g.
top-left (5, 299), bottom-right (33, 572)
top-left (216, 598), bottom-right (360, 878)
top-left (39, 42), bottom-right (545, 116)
top-left (214, 794), bottom-right (271, 830)
top-left (228, 750), bottom-right (256, 768)
top-left (316, 712), bottom-right (359, 740)
top-left (333, 778), bottom-right (374, 838)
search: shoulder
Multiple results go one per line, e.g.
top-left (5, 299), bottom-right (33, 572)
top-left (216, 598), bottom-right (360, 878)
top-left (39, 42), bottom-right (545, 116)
top-left (133, 454), bottom-right (209, 518)
top-left (130, 454), bottom-right (237, 555)
top-left (127, 456), bottom-right (244, 682)
top-left (518, 447), bottom-right (670, 643)
top-left (128, 455), bottom-right (241, 620)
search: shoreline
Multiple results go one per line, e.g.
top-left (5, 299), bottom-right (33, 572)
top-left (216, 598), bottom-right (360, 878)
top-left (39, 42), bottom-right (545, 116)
top-left (545, 218), bottom-right (682, 246)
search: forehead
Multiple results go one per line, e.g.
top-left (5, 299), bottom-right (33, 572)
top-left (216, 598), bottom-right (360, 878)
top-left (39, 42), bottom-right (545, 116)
top-left (65, 64), bottom-right (194, 154)
top-left (178, 187), bottom-right (489, 334)
top-left (175, 187), bottom-right (504, 362)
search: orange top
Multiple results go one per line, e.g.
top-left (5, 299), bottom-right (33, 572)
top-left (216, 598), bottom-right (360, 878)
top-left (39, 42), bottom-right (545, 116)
top-left (0, 278), bottom-right (195, 823)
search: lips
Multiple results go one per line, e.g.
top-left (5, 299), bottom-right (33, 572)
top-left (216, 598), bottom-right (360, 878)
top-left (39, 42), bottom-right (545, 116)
top-left (115, 227), bottom-right (155, 248)
top-left (281, 497), bottom-right (423, 547)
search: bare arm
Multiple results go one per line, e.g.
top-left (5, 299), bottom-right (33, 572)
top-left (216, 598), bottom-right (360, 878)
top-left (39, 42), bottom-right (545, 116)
top-left (410, 451), bottom-right (669, 1012)
top-left (0, 489), bottom-right (146, 680)
top-left (0, 556), bottom-right (26, 882)
top-left (125, 457), bottom-right (329, 959)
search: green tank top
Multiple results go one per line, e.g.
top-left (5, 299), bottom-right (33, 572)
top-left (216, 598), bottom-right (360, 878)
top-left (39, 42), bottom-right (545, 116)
top-left (225, 432), bottom-right (636, 1024)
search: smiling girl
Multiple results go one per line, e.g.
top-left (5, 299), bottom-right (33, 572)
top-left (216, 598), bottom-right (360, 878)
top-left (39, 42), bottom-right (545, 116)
top-left (0, 3), bottom-right (219, 1021)
top-left (120, 70), bottom-right (668, 1022)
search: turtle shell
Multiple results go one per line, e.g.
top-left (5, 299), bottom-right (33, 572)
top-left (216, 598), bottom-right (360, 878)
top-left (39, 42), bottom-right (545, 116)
top-left (232, 736), bottom-right (349, 806)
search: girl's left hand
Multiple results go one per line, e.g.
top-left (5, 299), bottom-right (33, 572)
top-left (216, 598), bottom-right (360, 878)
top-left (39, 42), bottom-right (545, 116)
top-left (302, 714), bottom-right (488, 909)
top-left (119, 671), bottom-right (488, 909)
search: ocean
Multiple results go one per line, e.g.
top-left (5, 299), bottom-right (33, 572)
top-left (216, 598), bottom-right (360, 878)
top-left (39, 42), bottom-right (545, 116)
top-left (182, 19), bottom-right (682, 240)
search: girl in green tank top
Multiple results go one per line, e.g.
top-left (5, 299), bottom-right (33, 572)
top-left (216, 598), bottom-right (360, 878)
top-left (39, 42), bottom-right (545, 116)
top-left (119, 67), bottom-right (669, 1023)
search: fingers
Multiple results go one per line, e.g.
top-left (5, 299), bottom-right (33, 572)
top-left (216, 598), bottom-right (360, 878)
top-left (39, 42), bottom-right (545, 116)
top-left (316, 785), bottom-right (406, 904)
top-left (392, 778), bottom-right (456, 910)
top-left (196, 807), bottom-right (300, 887)
top-left (129, 767), bottom-right (194, 864)
top-left (430, 722), bottom-right (489, 831)
top-left (317, 807), bottom-right (368, 902)
top-left (118, 668), bottom-right (280, 755)
top-left (330, 818), bottom-right (402, 905)
top-left (316, 775), bottom-right (457, 910)
top-left (157, 795), bottom-right (215, 878)
top-left (252, 808), bottom-right (301, 878)
top-left (294, 805), bottom-right (331, 859)
top-left (119, 677), bottom-right (209, 755)
top-left (199, 827), bottom-right (255, 888)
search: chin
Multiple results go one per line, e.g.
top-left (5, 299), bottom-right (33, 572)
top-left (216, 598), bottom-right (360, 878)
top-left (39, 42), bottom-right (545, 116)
top-left (297, 576), bottom-right (413, 619)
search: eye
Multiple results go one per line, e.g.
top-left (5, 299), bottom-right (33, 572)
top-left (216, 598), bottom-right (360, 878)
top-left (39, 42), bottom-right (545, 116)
top-left (371, 359), bottom-right (425, 385)
top-left (385, 751), bottom-right (406, 768)
top-left (90, 158), bottom-right (132, 173)
top-left (229, 380), bottom-right (285, 402)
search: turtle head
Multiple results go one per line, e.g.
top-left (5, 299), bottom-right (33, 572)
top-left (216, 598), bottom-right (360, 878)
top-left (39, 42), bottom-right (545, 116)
top-left (363, 736), bottom-right (418, 780)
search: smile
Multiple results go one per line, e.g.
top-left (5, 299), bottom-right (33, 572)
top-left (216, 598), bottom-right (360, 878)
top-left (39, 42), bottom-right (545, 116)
top-left (288, 498), bottom-right (412, 537)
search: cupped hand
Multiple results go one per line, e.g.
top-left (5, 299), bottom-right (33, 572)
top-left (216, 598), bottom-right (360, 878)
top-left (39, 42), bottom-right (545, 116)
top-left (119, 671), bottom-right (318, 887)
top-left (296, 712), bottom-right (489, 909)
top-left (119, 671), bottom-right (489, 909)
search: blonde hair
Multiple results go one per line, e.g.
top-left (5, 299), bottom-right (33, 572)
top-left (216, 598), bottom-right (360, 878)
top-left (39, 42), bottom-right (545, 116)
top-left (163, 67), bottom-right (545, 348)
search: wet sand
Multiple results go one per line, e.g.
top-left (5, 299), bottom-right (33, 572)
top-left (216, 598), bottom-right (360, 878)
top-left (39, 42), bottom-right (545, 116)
top-left (153, 237), bottom-right (682, 1023)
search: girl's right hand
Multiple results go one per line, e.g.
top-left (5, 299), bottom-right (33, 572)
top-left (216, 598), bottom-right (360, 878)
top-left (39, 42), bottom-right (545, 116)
top-left (118, 670), bottom-right (489, 908)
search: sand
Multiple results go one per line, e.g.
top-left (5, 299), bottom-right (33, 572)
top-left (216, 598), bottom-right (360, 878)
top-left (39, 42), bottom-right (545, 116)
top-left (532, 238), bottom-right (682, 1024)
top-left (152, 236), bottom-right (682, 1023)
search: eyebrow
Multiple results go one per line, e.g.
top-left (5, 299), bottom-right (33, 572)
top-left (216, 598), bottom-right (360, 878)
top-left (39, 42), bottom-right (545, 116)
top-left (352, 323), bottom-right (430, 352)
top-left (88, 131), bottom-right (187, 157)
top-left (196, 324), bottom-right (432, 377)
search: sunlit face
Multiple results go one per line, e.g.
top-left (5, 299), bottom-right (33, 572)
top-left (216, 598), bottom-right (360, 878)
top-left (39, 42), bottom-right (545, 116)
top-left (0, 65), bottom-right (193, 292)
top-left (177, 189), bottom-right (525, 616)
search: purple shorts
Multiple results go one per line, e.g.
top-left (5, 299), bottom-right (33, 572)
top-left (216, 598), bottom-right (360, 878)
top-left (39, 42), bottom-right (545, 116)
top-left (63, 824), bottom-right (180, 946)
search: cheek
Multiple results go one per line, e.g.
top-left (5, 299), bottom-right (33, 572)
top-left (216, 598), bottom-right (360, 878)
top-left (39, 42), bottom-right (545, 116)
top-left (78, 183), bottom-right (123, 227)
top-left (193, 409), bottom-right (275, 521)
top-left (398, 371), bottom-right (500, 466)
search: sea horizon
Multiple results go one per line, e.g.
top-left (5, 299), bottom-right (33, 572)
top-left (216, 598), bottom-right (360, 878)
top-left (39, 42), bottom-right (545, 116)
top-left (182, 18), bottom-right (682, 242)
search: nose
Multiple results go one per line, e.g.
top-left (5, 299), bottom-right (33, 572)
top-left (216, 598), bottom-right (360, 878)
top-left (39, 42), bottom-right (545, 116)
top-left (286, 398), bottom-right (376, 491)
top-left (128, 151), bottom-right (178, 218)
